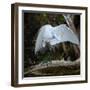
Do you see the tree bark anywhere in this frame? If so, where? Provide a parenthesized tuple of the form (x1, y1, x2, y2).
(63, 14, 80, 56)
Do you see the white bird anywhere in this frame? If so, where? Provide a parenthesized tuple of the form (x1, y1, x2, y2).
(35, 24, 79, 54)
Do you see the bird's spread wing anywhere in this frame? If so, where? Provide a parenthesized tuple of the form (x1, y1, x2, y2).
(35, 24, 79, 54)
(53, 24, 79, 45)
(35, 27, 45, 54)
(35, 25, 52, 54)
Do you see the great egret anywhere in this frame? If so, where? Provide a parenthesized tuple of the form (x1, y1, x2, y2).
(35, 24, 79, 54)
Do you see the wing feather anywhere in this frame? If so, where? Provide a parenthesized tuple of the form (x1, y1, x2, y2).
(35, 24, 79, 54)
(54, 24, 79, 45)
(35, 25, 52, 54)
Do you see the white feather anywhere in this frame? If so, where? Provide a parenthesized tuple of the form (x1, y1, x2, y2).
(35, 24, 79, 54)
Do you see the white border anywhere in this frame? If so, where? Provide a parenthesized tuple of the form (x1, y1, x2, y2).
(18, 6, 86, 84)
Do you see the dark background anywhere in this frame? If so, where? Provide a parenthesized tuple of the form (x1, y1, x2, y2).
(23, 11, 80, 76)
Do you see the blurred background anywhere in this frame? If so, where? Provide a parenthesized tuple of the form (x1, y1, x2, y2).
(23, 11, 80, 77)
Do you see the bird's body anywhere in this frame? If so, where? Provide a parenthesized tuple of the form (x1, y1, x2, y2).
(35, 24, 79, 54)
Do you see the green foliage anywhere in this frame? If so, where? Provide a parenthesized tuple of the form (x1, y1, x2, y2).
(34, 13, 65, 26)
(36, 45, 64, 64)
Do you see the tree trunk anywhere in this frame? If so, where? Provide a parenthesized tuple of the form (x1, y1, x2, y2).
(63, 14, 80, 56)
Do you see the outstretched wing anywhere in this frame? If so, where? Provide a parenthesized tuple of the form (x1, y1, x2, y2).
(53, 24, 79, 45)
(35, 25, 53, 54)
(35, 27, 44, 54)
(35, 24, 79, 54)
